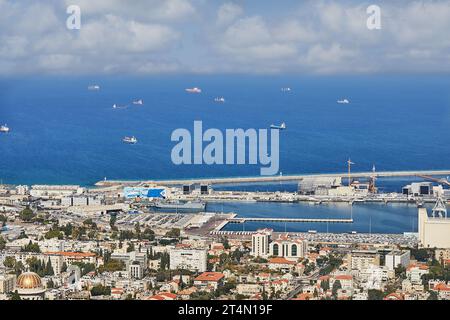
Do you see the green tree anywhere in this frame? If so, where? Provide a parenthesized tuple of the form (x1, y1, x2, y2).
(127, 242, 135, 253)
(165, 228, 180, 238)
(45, 258, 54, 276)
(321, 280, 330, 291)
(332, 280, 342, 297)
(21, 241, 41, 253)
(3, 256, 16, 268)
(19, 207, 35, 222)
(368, 289, 384, 300)
(90, 285, 111, 296)
(10, 290, 21, 300)
(0, 236, 6, 250)
(142, 227, 155, 241)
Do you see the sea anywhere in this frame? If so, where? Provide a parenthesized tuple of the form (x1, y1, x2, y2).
(1, 74, 449, 233)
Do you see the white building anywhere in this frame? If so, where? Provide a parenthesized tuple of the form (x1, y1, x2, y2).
(30, 185, 85, 198)
(406, 265, 429, 284)
(0, 274, 15, 294)
(385, 250, 410, 271)
(359, 265, 393, 290)
(169, 248, 207, 272)
(268, 235, 308, 261)
(348, 250, 380, 271)
(251, 229, 272, 258)
(418, 207, 450, 248)
(128, 262, 144, 279)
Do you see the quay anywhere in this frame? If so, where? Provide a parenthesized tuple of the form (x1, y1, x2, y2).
(227, 217, 354, 224)
(95, 169, 450, 187)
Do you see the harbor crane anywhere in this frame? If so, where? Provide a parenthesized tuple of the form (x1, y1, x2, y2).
(416, 175, 450, 187)
(432, 196, 448, 218)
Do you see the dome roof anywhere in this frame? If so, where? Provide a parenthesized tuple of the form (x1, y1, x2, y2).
(16, 272, 43, 289)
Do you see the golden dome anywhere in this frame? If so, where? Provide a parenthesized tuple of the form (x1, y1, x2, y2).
(16, 272, 43, 289)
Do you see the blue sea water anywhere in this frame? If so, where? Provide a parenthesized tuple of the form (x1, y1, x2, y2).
(207, 201, 423, 234)
(1, 74, 449, 186)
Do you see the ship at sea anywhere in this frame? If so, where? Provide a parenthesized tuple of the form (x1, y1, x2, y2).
(122, 136, 137, 144)
(337, 99, 350, 104)
(185, 87, 202, 94)
(87, 85, 100, 91)
(214, 97, 225, 103)
(0, 124, 10, 133)
(270, 122, 286, 130)
(132, 99, 144, 105)
(148, 201, 206, 213)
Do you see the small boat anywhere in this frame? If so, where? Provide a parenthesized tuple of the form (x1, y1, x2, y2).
(214, 97, 225, 103)
(270, 122, 286, 130)
(132, 99, 144, 105)
(337, 99, 350, 104)
(112, 104, 127, 109)
(185, 87, 202, 94)
(0, 124, 10, 133)
(88, 85, 100, 91)
(281, 87, 291, 92)
(123, 136, 137, 144)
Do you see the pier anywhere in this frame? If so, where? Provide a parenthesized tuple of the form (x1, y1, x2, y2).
(96, 169, 450, 187)
(227, 217, 354, 224)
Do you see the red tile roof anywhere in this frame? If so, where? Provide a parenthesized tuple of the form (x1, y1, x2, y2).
(194, 272, 225, 282)
(45, 251, 96, 258)
(335, 275, 352, 281)
(268, 257, 296, 265)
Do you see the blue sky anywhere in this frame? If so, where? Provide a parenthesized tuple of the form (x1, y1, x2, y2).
(0, 0, 449, 75)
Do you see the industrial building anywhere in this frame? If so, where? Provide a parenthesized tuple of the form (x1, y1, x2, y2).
(402, 182, 433, 196)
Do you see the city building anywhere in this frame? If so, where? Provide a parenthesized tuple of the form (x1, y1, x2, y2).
(418, 206, 450, 248)
(30, 185, 85, 198)
(406, 264, 429, 284)
(385, 250, 411, 271)
(194, 272, 224, 291)
(15, 272, 46, 300)
(251, 229, 272, 258)
(348, 250, 380, 271)
(169, 248, 207, 272)
(129, 261, 144, 279)
(269, 235, 308, 261)
(0, 274, 15, 294)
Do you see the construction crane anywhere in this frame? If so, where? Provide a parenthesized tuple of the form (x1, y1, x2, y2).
(369, 164, 378, 193)
(347, 158, 355, 187)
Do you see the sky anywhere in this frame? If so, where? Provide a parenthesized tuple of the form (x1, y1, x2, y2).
(0, 0, 449, 75)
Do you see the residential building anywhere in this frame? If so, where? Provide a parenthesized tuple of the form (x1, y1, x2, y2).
(169, 248, 207, 272)
(385, 250, 410, 271)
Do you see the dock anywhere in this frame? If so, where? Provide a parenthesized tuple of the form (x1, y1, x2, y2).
(95, 169, 450, 187)
(227, 217, 354, 224)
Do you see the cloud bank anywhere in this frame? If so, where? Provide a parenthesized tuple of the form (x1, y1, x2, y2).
(0, 0, 449, 75)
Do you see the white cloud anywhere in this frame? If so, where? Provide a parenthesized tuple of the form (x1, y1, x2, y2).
(217, 2, 244, 26)
(0, 0, 449, 75)
(63, 0, 196, 21)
